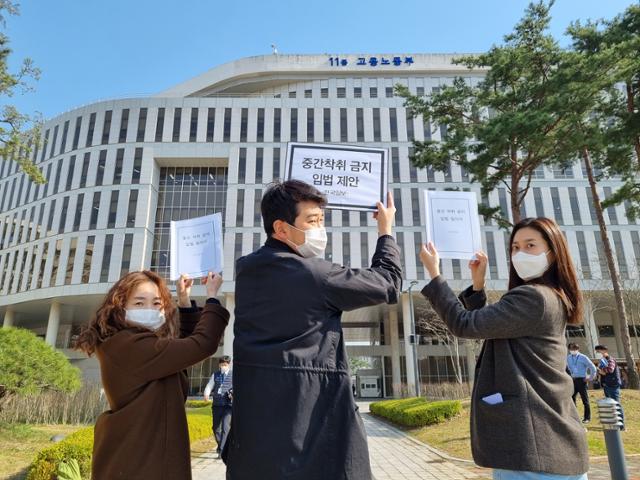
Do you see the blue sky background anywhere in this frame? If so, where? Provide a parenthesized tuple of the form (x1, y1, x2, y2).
(4, 0, 636, 120)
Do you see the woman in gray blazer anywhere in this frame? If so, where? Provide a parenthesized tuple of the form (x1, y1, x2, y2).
(419, 217, 589, 480)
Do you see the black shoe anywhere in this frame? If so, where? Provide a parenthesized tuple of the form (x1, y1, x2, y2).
(582, 419, 590, 424)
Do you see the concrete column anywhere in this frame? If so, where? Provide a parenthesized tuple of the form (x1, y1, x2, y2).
(387, 305, 402, 397)
(465, 341, 477, 385)
(2, 308, 15, 328)
(223, 293, 235, 357)
(45, 301, 61, 347)
(401, 293, 416, 397)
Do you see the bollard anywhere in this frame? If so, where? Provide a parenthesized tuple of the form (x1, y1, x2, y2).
(596, 397, 628, 480)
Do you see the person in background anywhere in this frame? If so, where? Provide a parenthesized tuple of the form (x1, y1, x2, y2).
(595, 344, 625, 430)
(566, 343, 596, 424)
(419, 217, 589, 480)
(75, 271, 228, 480)
(204, 355, 233, 458)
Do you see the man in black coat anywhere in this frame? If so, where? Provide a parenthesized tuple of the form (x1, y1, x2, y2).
(225, 180, 402, 480)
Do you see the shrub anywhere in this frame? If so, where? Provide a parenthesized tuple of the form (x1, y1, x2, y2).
(185, 399, 212, 409)
(0, 328, 81, 406)
(0, 384, 107, 424)
(26, 408, 213, 480)
(370, 397, 461, 427)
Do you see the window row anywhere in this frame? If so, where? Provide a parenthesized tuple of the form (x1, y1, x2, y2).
(0, 147, 144, 210)
(0, 232, 136, 295)
(0, 188, 139, 248)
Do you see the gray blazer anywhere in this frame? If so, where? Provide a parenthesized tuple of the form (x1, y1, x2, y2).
(422, 276, 589, 475)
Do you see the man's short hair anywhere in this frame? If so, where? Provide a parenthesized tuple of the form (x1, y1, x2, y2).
(567, 343, 579, 350)
(261, 180, 327, 236)
(594, 345, 608, 352)
(219, 355, 231, 364)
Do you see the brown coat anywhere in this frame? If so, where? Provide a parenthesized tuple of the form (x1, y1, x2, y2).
(92, 303, 229, 480)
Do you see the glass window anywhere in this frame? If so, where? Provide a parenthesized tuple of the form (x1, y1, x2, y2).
(337, 87, 346, 98)
(594, 233, 610, 279)
(411, 189, 420, 224)
(406, 109, 414, 141)
(60, 120, 69, 154)
(90, 192, 101, 229)
(113, 149, 124, 185)
(172, 107, 182, 142)
(391, 147, 400, 183)
(238, 148, 246, 183)
(257, 108, 265, 142)
(100, 234, 114, 282)
(321, 88, 328, 98)
(86, 113, 96, 147)
(223, 108, 232, 142)
(340, 108, 347, 142)
(50, 125, 58, 159)
(550, 187, 563, 225)
(254, 188, 262, 225)
(417, 87, 425, 96)
(354, 87, 362, 98)
(53, 159, 63, 194)
(603, 187, 618, 225)
(41, 129, 49, 162)
(342, 233, 350, 267)
(385, 87, 393, 98)
(290, 109, 298, 142)
(370, 87, 378, 98)
(236, 189, 245, 226)
(356, 108, 364, 142)
(288, 91, 296, 98)
(323, 108, 331, 142)
(189, 108, 198, 142)
(273, 108, 281, 142)
(273, 147, 281, 181)
(136, 108, 147, 142)
(79, 152, 90, 188)
(575, 231, 591, 279)
(65, 155, 76, 191)
(121, 233, 134, 277)
(373, 108, 381, 141)
(108, 191, 119, 228)
(206, 108, 215, 142)
(568, 187, 582, 225)
(82, 235, 95, 283)
(307, 109, 315, 143)
(65, 238, 77, 285)
(304, 89, 312, 98)
(119, 108, 129, 143)
(240, 108, 248, 142)
(630, 231, 640, 274)
(95, 150, 107, 186)
(72, 116, 82, 150)
(613, 231, 628, 279)
(127, 189, 138, 227)
(73, 193, 84, 232)
(101, 110, 112, 145)
(132, 147, 142, 184)
(394, 189, 403, 225)
(584, 188, 598, 223)
(58, 196, 69, 233)
(389, 108, 398, 142)
(50, 239, 63, 286)
(255, 148, 263, 184)
(155, 107, 165, 142)
(486, 232, 498, 278)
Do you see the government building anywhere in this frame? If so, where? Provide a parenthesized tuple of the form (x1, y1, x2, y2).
(1, 54, 639, 397)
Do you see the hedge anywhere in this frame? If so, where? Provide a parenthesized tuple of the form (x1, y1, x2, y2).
(26, 407, 214, 480)
(370, 397, 461, 428)
(185, 399, 212, 409)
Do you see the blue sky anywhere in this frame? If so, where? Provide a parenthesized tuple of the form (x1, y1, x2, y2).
(5, 0, 635, 120)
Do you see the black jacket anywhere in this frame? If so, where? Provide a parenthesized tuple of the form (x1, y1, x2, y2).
(225, 235, 402, 480)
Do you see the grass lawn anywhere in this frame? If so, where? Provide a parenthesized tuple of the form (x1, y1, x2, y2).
(0, 422, 81, 480)
(409, 390, 640, 461)
(0, 406, 216, 480)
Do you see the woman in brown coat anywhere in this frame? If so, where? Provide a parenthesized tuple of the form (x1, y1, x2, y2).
(75, 270, 229, 480)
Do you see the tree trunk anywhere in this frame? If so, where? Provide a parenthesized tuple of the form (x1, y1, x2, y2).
(510, 148, 522, 224)
(626, 82, 640, 167)
(582, 146, 640, 389)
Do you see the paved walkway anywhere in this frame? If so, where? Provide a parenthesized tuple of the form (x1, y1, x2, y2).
(192, 403, 640, 480)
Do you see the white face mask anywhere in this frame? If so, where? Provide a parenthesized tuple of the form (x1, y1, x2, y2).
(569, 350, 578, 356)
(286, 224, 327, 258)
(125, 309, 166, 331)
(595, 352, 604, 360)
(220, 365, 230, 374)
(511, 251, 550, 281)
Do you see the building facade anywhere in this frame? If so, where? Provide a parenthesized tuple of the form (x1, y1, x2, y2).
(1, 54, 639, 396)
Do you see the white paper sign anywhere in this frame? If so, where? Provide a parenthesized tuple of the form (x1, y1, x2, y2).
(170, 213, 224, 281)
(285, 142, 388, 211)
(423, 190, 482, 260)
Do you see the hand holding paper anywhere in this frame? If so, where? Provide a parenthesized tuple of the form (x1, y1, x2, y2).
(203, 272, 223, 299)
(420, 242, 441, 279)
(176, 274, 194, 308)
(469, 251, 488, 291)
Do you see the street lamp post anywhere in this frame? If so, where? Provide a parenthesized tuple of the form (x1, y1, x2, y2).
(407, 280, 420, 397)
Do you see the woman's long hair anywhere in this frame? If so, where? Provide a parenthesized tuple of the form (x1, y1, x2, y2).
(508, 217, 583, 325)
(75, 270, 178, 355)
